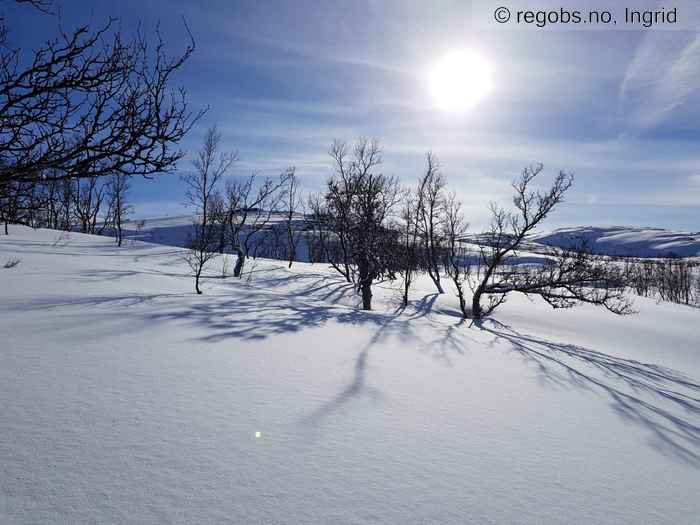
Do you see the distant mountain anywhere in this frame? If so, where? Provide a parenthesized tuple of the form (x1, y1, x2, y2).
(123, 214, 196, 247)
(534, 226, 700, 258)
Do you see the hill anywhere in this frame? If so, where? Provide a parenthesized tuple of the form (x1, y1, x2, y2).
(534, 226, 700, 258)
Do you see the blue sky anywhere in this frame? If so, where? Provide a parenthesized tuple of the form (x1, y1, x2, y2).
(7, 0, 700, 230)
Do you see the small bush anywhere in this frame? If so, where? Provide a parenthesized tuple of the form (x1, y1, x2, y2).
(623, 257, 700, 307)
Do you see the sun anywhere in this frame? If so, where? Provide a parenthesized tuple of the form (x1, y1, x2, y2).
(429, 50, 492, 113)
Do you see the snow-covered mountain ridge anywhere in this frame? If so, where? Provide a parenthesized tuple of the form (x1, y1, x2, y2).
(534, 226, 700, 258)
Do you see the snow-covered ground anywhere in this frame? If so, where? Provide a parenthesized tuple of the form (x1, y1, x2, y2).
(1, 225, 699, 524)
(534, 226, 700, 258)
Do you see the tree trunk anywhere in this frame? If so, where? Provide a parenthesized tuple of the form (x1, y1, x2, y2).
(456, 284, 467, 318)
(115, 210, 123, 247)
(361, 280, 373, 310)
(4, 221, 8, 235)
(287, 228, 295, 268)
(471, 286, 483, 319)
(233, 249, 245, 277)
(195, 268, 202, 294)
(427, 266, 444, 294)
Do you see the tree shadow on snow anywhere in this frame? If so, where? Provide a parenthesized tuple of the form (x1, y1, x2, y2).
(139, 284, 450, 424)
(141, 282, 413, 346)
(18, 256, 696, 466)
(474, 318, 700, 468)
(301, 313, 398, 426)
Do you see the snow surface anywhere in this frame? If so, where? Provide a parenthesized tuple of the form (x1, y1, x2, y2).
(535, 226, 700, 258)
(1, 225, 699, 524)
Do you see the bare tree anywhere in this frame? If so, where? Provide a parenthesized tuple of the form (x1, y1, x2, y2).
(0, 1, 204, 189)
(106, 174, 131, 247)
(182, 125, 237, 236)
(324, 138, 401, 310)
(57, 179, 76, 231)
(1, 175, 57, 232)
(222, 171, 290, 277)
(184, 221, 218, 294)
(417, 153, 446, 294)
(283, 168, 304, 268)
(305, 193, 330, 264)
(469, 165, 632, 319)
(322, 139, 363, 283)
(19, 181, 45, 228)
(44, 178, 61, 229)
(624, 257, 699, 307)
(210, 189, 228, 254)
(443, 191, 470, 317)
(0, 192, 14, 234)
(397, 189, 421, 307)
(73, 178, 105, 234)
(0, 180, 28, 234)
(182, 126, 235, 292)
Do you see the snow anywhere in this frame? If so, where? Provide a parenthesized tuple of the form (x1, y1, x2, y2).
(1, 225, 699, 524)
(535, 226, 700, 258)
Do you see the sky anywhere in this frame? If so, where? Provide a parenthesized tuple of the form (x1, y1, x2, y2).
(6, 0, 700, 231)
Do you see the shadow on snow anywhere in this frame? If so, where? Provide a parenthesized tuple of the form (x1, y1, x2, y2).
(475, 318, 700, 467)
(7, 265, 699, 467)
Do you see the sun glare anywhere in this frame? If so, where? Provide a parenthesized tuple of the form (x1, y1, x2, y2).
(430, 50, 492, 113)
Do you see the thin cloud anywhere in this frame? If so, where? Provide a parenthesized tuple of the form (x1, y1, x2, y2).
(619, 31, 700, 130)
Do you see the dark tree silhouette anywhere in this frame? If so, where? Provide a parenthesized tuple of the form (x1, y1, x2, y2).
(324, 138, 400, 310)
(221, 171, 290, 278)
(417, 153, 446, 294)
(283, 168, 303, 268)
(397, 189, 421, 307)
(469, 165, 633, 318)
(73, 178, 106, 234)
(443, 191, 470, 317)
(106, 174, 131, 247)
(183, 125, 237, 237)
(182, 125, 234, 293)
(0, 1, 203, 190)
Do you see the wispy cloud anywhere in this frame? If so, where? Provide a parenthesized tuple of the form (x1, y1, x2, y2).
(619, 31, 700, 130)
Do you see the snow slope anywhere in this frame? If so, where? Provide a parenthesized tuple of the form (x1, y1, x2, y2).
(1, 226, 699, 524)
(534, 226, 700, 258)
